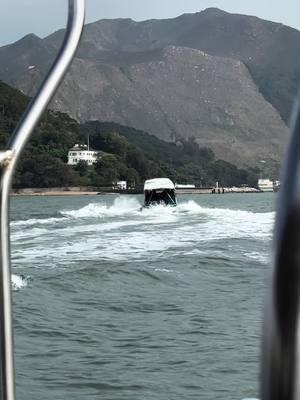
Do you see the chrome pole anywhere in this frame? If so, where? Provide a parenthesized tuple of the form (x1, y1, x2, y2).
(0, 1, 85, 399)
(261, 97, 300, 400)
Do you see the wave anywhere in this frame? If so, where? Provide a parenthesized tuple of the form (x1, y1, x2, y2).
(60, 198, 207, 220)
(10, 198, 275, 265)
(244, 251, 270, 264)
(61, 197, 141, 218)
(11, 274, 29, 290)
(11, 216, 66, 228)
(60, 198, 274, 220)
(12, 198, 274, 228)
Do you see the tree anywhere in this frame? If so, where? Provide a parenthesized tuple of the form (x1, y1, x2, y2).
(123, 168, 140, 188)
(74, 160, 88, 177)
(94, 155, 120, 185)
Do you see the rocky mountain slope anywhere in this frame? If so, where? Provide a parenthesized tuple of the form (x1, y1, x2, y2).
(0, 8, 296, 165)
(0, 79, 259, 188)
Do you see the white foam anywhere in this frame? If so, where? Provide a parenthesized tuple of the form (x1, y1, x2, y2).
(154, 268, 173, 273)
(176, 203, 275, 240)
(61, 197, 141, 218)
(176, 200, 203, 213)
(11, 198, 275, 265)
(11, 216, 65, 228)
(11, 274, 29, 290)
(244, 251, 270, 264)
(60, 199, 203, 220)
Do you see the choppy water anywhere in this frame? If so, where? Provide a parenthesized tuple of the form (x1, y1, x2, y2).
(11, 193, 275, 400)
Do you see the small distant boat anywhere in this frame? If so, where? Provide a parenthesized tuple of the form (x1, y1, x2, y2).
(258, 179, 274, 192)
(258, 178, 280, 192)
(143, 178, 177, 207)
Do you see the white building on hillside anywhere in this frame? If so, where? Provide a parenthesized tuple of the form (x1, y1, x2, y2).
(114, 181, 127, 190)
(67, 144, 99, 166)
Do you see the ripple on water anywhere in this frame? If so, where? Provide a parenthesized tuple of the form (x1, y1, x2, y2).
(12, 194, 274, 400)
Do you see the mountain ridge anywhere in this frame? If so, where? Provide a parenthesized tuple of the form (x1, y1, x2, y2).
(0, 8, 295, 166)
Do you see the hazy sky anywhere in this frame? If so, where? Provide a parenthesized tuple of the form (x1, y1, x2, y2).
(1, 0, 300, 46)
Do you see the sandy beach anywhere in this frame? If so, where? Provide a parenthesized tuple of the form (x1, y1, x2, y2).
(11, 187, 103, 196)
(11, 191, 100, 196)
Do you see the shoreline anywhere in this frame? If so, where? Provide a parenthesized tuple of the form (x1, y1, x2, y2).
(10, 186, 265, 196)
(11, 191, 100, 196)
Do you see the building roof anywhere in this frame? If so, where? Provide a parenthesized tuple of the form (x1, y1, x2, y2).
(144, 178, 175, 191)
(68, 147, 97, 152)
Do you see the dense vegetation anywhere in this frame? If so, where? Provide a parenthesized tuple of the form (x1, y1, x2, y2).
(82, 121, 260, 187)
(0, 80, 260, 189)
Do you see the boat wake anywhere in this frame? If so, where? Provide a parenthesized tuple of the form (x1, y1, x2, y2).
(11, 216, 66, 228)
(11, 198, 275, 228)
(11, 198, 275, 238)
(59, 198, 274, 232)
(61, 197, 141, 218)
(10, 197, 274, 267)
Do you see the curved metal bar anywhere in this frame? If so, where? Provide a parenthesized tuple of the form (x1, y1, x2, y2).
(8, 0, 85, 162)
(0, 1, 85, 399)
(261, 97, 300, 400)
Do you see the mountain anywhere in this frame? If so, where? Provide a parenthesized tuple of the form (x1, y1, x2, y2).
(0, 8, 295, 165)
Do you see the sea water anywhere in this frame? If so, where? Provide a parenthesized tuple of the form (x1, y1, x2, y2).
(11, 193, 275, 400)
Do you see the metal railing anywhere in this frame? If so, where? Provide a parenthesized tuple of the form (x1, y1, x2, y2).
(261, 97, 300, 399)
(0, 1, 85, 399)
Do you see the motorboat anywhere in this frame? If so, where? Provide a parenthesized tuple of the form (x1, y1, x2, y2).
(143, 178, 177, 207)
(257, 178, 274, 192)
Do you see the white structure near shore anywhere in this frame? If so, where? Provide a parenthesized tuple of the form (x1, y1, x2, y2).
(257, 179, 275, 192)
(175, 184, 195, 189)
(113, 181, 127, 190)
(67, 144, 98, 166)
